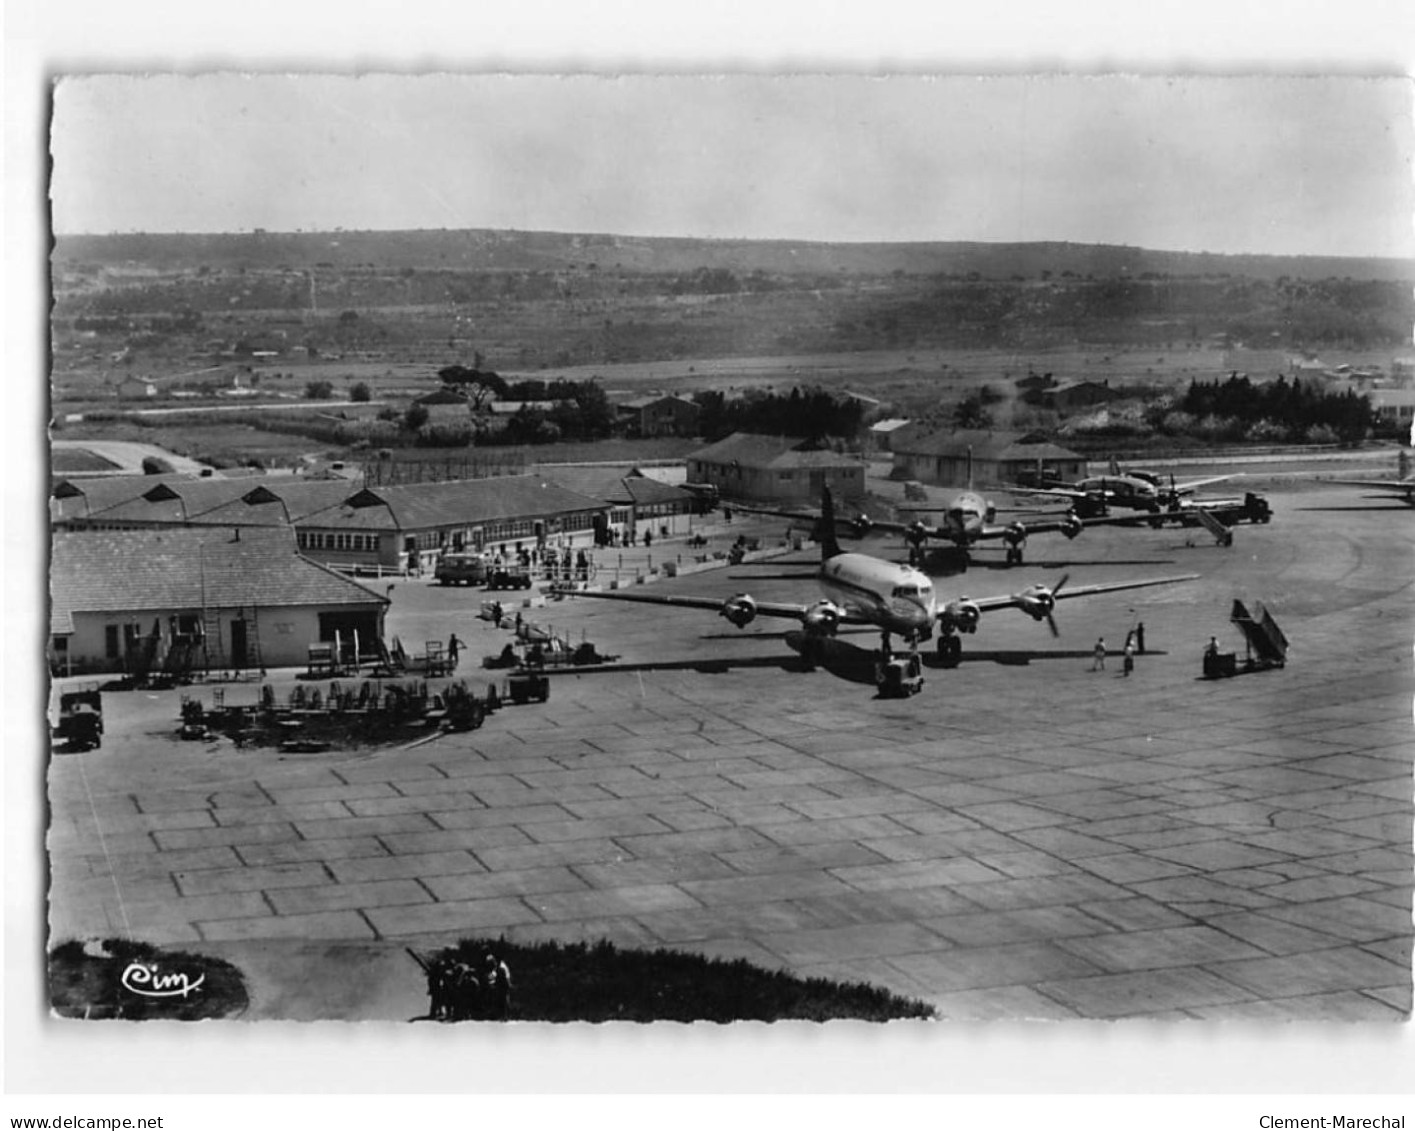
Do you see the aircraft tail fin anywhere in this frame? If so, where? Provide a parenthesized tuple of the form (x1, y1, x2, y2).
(820, 487, 844, 561)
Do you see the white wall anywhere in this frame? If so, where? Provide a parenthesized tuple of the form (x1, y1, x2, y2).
(61, 603, 385, 672)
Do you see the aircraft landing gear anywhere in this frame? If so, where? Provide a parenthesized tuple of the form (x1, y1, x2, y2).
(800, 636, 823, 670)
(937, 634, 962, 668)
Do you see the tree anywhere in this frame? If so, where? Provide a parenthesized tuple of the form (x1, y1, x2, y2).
(305, 380, 334, 400)
(350, 382, 372, 403)
(952, 393, 992, 430)
(438, 364, 507, 409)
(403, 403, 429, 432)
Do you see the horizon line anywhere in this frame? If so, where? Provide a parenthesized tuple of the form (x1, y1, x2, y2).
(48, 227, 1415, 263)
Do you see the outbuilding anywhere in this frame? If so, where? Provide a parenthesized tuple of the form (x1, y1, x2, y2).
(891, 429, 1085, 488)
(685, 433, 866, 503)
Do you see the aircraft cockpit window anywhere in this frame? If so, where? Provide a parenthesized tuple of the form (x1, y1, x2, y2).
(893, 585, 920, 598)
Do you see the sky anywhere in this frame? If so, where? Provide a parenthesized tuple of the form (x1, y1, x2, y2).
(50, 72, 1415, 258)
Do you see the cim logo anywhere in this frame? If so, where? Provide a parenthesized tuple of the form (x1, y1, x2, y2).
(120, 961, 205, 999)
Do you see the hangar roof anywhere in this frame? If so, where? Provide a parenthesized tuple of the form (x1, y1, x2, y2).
(297, 475, 608, 532)
(688, 432, 863, 470)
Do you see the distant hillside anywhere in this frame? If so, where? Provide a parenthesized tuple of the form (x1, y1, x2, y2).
(52, 229, 1415, 283)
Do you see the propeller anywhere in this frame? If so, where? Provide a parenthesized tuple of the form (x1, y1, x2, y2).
(1039, 572, 1069, 637)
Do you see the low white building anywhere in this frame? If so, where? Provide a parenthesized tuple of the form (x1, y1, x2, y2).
(49, 526, 389, 675)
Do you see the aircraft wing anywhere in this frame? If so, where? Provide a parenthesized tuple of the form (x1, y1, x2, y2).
(1004, 485, 1090, 503)
(1172, 475, 1236, 494)
(965, 574, 1198, 614)
(568, 587, 875, 626)
(1329, 478, 1415, 492)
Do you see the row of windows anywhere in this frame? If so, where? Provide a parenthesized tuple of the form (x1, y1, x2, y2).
(298, 513, 602, 553)
(298, 532, 381, 552)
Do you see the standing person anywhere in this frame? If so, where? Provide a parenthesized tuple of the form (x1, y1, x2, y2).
(1092, 637, 1107, 671)
(644, 528, 653, 549)
(447, 633, 462, 667)
(482, 952, 513, 1020)
(1123, 638, 1135, 677)
(1136, 622, 1146, 654)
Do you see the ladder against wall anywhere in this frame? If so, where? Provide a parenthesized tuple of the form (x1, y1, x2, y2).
(200, 605, 265, 678)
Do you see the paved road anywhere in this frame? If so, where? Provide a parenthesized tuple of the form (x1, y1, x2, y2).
(47, 484, 1412, 1020)
(51, 439, 215, 476)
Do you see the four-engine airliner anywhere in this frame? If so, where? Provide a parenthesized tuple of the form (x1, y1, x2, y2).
(571, 489, 1195, 669)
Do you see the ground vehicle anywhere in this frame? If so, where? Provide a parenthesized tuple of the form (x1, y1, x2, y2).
(875, 652, 924, 698)
(435, 552, 489, 586)
(507, 670, 550, 704)
(1145, 491, 1273, 528)
(486, 566, 534, 590)
(54, 689, 103, 751)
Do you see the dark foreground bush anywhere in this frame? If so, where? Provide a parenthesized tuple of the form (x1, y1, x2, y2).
(48, 938, 249, 1021)
(416, 937, 935, 1023)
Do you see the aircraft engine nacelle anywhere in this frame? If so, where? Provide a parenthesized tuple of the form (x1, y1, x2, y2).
(802, 600, 844, 637)
(719, 594, 758, 628)
(1015, 585, 1057, 622)
(850, 514, 873, 538)
(1060, 512, 1083, 540)
(1003, 521, 1028, 548)
(940, 599, 981, 634)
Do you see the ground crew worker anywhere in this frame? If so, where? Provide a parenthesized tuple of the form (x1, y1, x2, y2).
(447, 633, 462, 666)
(1136, 622, 1146, 654)
(1092, 637, 1106, 671)
(482, 952, 513, 1020)
(1123, 639, 1135, 677)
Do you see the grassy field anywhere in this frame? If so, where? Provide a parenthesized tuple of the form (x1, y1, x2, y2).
(50, 334, 1373, 472)
(50, 447, 122, 473)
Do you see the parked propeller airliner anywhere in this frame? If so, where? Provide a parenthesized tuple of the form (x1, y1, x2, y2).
(1011, 469, 1236, 517)
(749, 485, 1137, 569)
(571, 489, 1195, 670)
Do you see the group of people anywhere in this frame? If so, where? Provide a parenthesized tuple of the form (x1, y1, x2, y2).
(1092, 623, 1146, 676)
(423, 951, 513, 1022)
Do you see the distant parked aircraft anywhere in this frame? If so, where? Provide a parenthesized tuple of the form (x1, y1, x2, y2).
(572, 488, 1195, 671)
(1326, 473, 1415, 505)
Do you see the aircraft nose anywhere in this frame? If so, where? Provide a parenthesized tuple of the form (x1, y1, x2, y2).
(888, 597, 931, 628)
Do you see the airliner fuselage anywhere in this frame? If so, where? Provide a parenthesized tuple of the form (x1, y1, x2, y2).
(818, 551, 936, 640)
